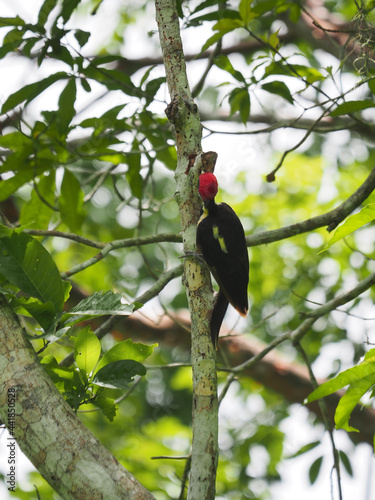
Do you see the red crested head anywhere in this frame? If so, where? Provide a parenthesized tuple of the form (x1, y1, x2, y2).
(198, 172, 218, 202)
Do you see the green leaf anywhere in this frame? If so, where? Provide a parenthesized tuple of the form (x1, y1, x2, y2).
(74, 327, 101, 376)
(82, 66, 140, 97)
(307, 360, 375, 402)
(93, 395, 117, 422)
(2, 72, 68, 113)
(189, 9, 241, 26)
(368, 78, 375, 95)
(309, 456, 323, 484)
(262, 81, 294, 104)
(201, 18, 242, 52)
(19, 172, 56, 229)
(126, 139, 143, 199)
(320, 203, 375, 252)
(215, 54, 246, 83)
(57, 78, 76, 135)
(228, 87, 250, 124)
(92, 360, 146, 389)
(95, 339, 157, 373)
(335, 372, 375, 432)
(38, 0, 58, 26)
(8, 296, 56, 330)
(59, 169, 85, 232)
(330, 100, 375, 117)
(287, 440, 321, 459)
(0, 228, 64, 313)
(61, 0, 80, 23)
(293, 65, 325, 83)
(0, 17, 25, 27)
(74, 29, 90, 48)
(63, 291, 137, 325)
(145, 77, 166, 105)
(339, 450, 353, 477)
(80, 78, 91, 92)
(239, 0, 254, 25)
(0, 170, 35, 202)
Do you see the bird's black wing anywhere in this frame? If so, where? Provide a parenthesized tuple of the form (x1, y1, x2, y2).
(197, 202, 249, 315)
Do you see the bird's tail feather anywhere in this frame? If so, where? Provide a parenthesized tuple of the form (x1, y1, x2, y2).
(210, 289, 229, 349)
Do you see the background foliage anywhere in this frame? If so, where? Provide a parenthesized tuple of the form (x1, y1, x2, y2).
(1, 0, 375, 498)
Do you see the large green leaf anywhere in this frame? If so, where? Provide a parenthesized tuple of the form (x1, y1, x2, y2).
(92, 359, 146, 389)
(59, 169, 85, 232)
(307, 349, 375, 432)
(95, 339, 157, 373)
(320, 203, 375, 252)
(334, 374, 375, 432)
(62, 291, 138, 325)
(0, 227, 64, 313)
(1, 72, 68, 113)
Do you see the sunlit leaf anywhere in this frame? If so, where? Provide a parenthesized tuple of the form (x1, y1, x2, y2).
(93, 395, 117, 422)
(334, 373, 375, 432)
(74, 326, 101, 376)
(8, 296, 56, 330)
(95, 339, 157, 373)
(307, 359, 375, 402)
(320, 203, 375, 252)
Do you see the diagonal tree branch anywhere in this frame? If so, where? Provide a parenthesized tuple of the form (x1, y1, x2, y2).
(247, 163, 375, 246)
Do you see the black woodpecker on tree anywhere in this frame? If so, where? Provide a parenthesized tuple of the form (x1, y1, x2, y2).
(196, 172, 249, 348)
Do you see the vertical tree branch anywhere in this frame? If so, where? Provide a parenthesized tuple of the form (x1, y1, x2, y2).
(155, 1, 218, 498)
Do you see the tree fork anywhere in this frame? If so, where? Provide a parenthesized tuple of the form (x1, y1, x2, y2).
(155, 0, 218, 498)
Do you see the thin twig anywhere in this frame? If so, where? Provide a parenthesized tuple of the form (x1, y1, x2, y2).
(61, 233, 182, 278)
(178, 455, 192, 500)
(58, 264, 184, 367)
(295, 342, 343, 500)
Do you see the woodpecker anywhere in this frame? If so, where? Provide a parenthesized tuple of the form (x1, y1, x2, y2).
(196, 172, 249, 348)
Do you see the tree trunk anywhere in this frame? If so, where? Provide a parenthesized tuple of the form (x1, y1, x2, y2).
(155, 0, 219, 498)
(0, 296, 154, 500)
